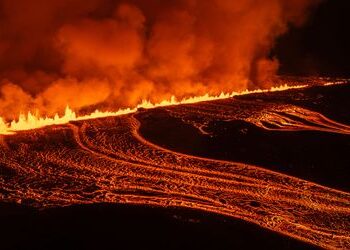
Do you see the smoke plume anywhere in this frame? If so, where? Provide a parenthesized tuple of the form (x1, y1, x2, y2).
(0, 0, 319, 118)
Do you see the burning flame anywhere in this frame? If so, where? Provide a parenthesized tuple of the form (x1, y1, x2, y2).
(0, 84, 311, 135)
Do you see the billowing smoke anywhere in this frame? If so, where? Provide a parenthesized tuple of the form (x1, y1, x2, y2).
(0, 0, 319, 118)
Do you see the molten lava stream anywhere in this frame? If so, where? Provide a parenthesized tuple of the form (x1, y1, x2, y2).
(0, 83, 350, 249)
(0, 108, 350, 249)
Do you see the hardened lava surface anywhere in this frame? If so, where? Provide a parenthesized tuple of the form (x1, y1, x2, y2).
(1, 81, 350, 249)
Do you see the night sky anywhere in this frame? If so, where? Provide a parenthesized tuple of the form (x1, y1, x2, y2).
(276, 0, 350, 77)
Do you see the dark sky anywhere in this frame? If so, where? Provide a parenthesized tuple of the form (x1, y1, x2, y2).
(276, 0, 350, 77)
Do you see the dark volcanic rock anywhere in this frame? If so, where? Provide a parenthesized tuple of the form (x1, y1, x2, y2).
(0, 203, 317, 250)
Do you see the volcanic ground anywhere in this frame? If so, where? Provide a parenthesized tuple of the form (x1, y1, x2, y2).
(0, 78, 350, 249)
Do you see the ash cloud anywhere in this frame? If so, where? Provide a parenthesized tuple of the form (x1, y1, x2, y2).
(0, 0, 319, 118)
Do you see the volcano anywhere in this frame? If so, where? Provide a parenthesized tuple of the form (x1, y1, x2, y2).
(0, 78, 349, 249)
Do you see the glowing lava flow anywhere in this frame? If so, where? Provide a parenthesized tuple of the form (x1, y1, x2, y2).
(0, 81, 349, 249)
(0, 84, 307, 135)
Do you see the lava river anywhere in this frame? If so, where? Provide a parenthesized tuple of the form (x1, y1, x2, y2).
(0, 82, 350, 249)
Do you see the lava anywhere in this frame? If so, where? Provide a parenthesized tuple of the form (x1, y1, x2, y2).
(0, 82, 349, 249)
(0, 84, 308, 135)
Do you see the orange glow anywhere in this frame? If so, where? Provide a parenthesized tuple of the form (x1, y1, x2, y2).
(0, 0, 320, 121)
(0, 84, 308, 135)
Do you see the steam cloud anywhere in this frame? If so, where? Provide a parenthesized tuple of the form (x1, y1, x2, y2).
(0, 0, 319, 118)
